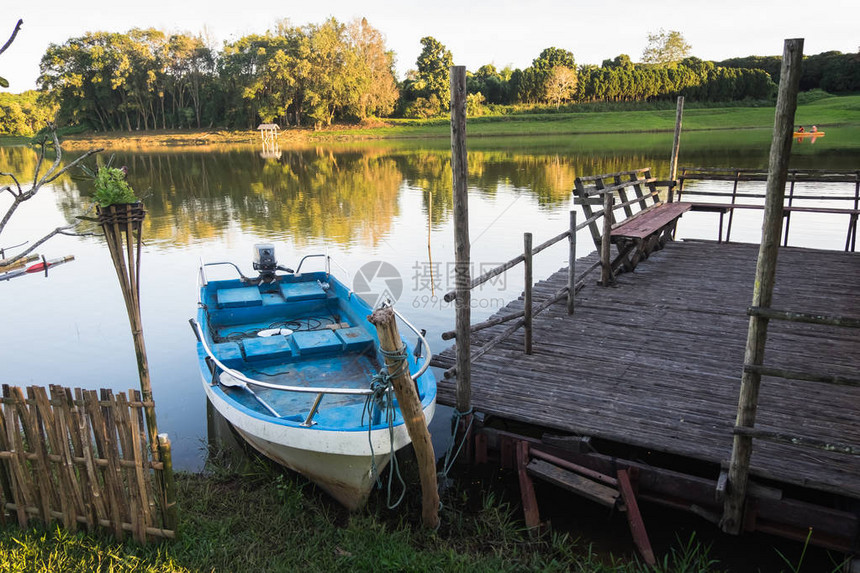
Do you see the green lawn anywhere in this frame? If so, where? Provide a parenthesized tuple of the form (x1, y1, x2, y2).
(313, 95, 860, 140)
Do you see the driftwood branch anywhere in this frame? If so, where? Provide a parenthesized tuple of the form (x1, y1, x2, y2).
(0, 19, 22, 57)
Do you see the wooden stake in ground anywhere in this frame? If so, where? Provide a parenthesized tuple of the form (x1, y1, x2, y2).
(450, 65, 471, 415)
(368, 306, 439, 529)
(722, 38, 804, 535)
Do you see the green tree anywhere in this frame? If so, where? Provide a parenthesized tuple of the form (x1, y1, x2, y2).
(602, 54, 633, 70)
(412, 36, 453, 114)
(0, 91, 56, 135)
(348, 18, 398, 118)
(303, 18, 366, 127)
(642, 29, 691, 66)
(467, 64, 510, 104)
(512, 47, 576, 104)
(532, 47, 575, 73)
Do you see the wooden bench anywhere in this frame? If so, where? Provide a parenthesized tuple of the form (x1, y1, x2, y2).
(611, 201, 691, 270)
(574, 168, 690, 284)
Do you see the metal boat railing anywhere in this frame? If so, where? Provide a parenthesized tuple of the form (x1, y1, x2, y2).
(193, 254, 432, 424)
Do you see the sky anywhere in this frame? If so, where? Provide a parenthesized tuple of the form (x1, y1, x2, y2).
(2, 0, 858, 92)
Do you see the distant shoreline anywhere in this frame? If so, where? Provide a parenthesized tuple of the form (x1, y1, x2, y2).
(8, 94, 858, 150)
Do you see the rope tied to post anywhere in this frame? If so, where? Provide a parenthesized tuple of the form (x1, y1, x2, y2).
(362, 345, 409, 509)
(438, 406, 474, 488)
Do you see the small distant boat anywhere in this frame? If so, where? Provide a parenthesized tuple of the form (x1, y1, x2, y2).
(793, 131, 825, 137)
(191, 245, 436, 509)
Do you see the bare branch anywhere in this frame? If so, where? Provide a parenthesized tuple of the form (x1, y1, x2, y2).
(33, 130, 64, 192)
(1, 125, 103, 266)
(5, 221, 81, 265)
(0, 172, 22, 196)
(0, 19, 22, 57)
(32, 135, 47, 187)
(39, 147, 103, 187)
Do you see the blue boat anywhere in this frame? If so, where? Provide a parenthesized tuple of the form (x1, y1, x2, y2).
(191, 246, 436, 509)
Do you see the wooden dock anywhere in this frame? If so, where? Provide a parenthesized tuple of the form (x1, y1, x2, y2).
(432, 240, 860, 500)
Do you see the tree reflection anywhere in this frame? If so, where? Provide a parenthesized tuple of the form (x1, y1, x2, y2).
(9, 131, 846, 249)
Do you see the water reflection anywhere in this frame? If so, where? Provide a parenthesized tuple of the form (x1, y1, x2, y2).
(3, 129, 859, 253)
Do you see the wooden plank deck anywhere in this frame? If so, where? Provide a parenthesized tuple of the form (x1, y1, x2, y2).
(433, 240, 860, 499)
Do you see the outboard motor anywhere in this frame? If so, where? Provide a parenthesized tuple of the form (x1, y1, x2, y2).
(252, 243, 293, 282)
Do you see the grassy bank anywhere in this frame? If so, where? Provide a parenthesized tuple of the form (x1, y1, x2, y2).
(0, 454, 726, 573)
(3, 451, 845, 572)
(49, 95, 860, 150)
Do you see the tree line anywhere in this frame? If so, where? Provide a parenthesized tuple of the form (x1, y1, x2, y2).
(716, 51, 860, 93)
(1, 19, 857, 135)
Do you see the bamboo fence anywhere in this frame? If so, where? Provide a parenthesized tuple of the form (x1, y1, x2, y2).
(0, 384, 175, 543)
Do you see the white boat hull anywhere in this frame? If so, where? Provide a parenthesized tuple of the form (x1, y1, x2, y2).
(204, 378, 437, 509)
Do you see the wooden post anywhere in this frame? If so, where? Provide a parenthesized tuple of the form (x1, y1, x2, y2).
(523, 233, 533, 354)
(368, 306, 439, 529)
(722, 38, 804, 536)
(516, 441, 540, 529)
(450, 65, 471, 413)
(600, 191, 614, 286)
(567, 210, 576, 314)
(668, 96, 685, 201)
(157, 433, 178, 531)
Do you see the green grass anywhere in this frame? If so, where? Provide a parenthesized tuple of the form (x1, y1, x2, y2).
(0, 454, 726, 572)
(313, 95, 860, 141)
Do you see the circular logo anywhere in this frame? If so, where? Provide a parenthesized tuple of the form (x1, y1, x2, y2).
(353, 261, 403, 307)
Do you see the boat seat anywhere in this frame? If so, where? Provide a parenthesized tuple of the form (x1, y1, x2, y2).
(216, 286, 263, 308)
(335, 327, 375, 352)
(280, 281, 327, 302)
(243, 336, 293, 361)
(291, 330, 343, 356)
(212, 341, 243, 366)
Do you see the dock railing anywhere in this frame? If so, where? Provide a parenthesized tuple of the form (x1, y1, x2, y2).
(439, 210, 603, 377)
(676, 167, 860, 250)
(439, 168, 680, 377)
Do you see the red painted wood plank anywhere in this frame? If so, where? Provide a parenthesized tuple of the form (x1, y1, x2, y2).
(617, 468, 656, 566)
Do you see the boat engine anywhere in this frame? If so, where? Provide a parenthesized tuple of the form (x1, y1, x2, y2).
(253, 243, 293, 282)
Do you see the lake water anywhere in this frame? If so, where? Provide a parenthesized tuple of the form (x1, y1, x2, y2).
(1, 128, 858, 470)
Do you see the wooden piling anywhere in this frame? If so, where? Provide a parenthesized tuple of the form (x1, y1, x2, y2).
(600, 191, 614, 286)
(450, 65, 471, 413)
(524, 233, 533, 354)
(157, 434, 178, 531)
(668, 96, 685, 197)
(567, 211, 576, 314)
(368, 306, 439, 529)
(722, 38, 804, 536)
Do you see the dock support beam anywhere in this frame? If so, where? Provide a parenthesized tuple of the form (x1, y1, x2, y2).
(722, 38, 804, 535)
(668, 96, 684, 200)
(567, 211, 576, 314)
(523, 233, 533, 354)
(450, 65, 472, 414)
